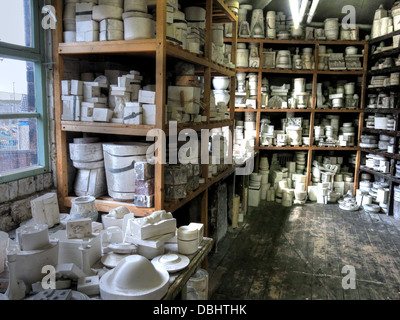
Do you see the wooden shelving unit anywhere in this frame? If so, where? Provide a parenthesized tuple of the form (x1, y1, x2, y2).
(225, 37, 369, 193)
(358, 30, 400, 216)
(52, 0, 238, 235)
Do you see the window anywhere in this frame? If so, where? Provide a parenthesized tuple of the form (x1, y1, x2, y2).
(0, 0, 49, 183)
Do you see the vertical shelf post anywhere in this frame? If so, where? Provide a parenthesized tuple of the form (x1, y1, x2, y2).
(155, 0, 167, 211)
(52, 0, 68, 212)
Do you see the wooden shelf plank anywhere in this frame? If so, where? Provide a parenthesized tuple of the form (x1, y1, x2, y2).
(224, 38, 367, 46)
(58, 39, 158, 55)
(62, 120, 234, 136)
(364, 108, 400, 114)
(166, 42, 236, 77)
(258, 146, 310, 151)
(315, 108, 363, 113)
(311, 146, 359, 151)
(359, 167, 400, 184)
(259, 108, 313, 113)
(258, 146, 359, 151)
(232, 108, 313, 113)
(366, 84, 400, 92)
(61, 121, 156, 136)
(369, 29, 400, 45)
(237, 67, 314, 74)
(64, 197, 155, 217)
(368, 66, 400, 76)
(163, 238, 214, 300)
(229, 108, 258, 112)
(370, 47, 400, 60)
(208, 166, 236, 186)
(179, 0, 237, 23)
(164, 120, 234, 135)
(258, 39, 315, 45)
(164, 186, 208, 213)
(261, 68, 314, 74)
(236, 68, 260, 73)
(225, 38, 262, 43)
(363, 127, 398, 136)
(317, 40, 367, 46)
(212, 0, 238, 23)
(317, 70, 364, 75)
(360, 148, 400, 161)
(58, 39, 236, 76)
(164, 167, 235, 213)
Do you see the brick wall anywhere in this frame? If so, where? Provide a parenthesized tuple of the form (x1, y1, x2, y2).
(0, 173, 56, 232)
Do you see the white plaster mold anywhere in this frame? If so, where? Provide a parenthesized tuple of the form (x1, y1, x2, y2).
(151, 253, 190, 273)
(128, 210, 176, 240)
(30, 193, 60, 228)
(99, 255, 170, 300)
(77, 275, 100, 296)
(51, 230, 101, 270)
(67, 219, 93, 239)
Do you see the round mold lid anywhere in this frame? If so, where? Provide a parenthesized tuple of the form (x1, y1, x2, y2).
(152, 253, 190, 273)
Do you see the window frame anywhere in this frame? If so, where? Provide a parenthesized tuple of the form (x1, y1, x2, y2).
(0, 0, 50, 183)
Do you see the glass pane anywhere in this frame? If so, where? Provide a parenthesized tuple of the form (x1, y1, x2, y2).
(0, 0, 33, 47)
(0, 118, 38, 174)
(0, 58, 36, 113)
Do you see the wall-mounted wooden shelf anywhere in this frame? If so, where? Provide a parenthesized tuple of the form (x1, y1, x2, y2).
(230, 38, 369, 194)
(365, 108, 400, 113)
(369, 29, 400, 45)
(259, 108, 313, 113)
(164, 166, 235, 213)
(230, 108, 363, 113)
(368, 66, 400, 76)
(363, 128, 398, 136)
(360, 148, 400, 161)
(225, 38, 367, 46)
(367, 85, 400, 92)
(261, 69, 314, 74)
(315, 109, 364, 113)
(64, 196, 155, 217)
(358, 35, 400, 217)
(317, 70, 364, 75)
(360, 167, 400, 184)
(61, 121, 156, 137)
(370, 47, 400, 60)
(52, 0, 238, 237)
(257, 146, 359, 151)
(58, 40, 236, 77)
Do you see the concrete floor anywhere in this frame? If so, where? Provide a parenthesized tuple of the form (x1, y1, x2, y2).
(207, 201, 400, 300)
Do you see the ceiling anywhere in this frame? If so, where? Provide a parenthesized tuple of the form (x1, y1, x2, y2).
(239, 0, 396, 25)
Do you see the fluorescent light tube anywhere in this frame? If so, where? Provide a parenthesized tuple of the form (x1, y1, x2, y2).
(299, 0, 309, 23)
(289, 0, 301, 29)
(307, 0, 320, 24)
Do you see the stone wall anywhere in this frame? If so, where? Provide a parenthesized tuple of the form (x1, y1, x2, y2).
(0, 173, 56, 232)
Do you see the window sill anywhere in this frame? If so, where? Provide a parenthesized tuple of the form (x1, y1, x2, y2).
(0, 166, 49, 184)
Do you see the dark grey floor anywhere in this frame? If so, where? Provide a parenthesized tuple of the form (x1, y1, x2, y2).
(207, 201, 400, 300)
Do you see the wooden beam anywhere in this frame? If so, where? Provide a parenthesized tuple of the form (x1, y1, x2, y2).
(52, 0, 68, 212)
(155, 0, 167, 211)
